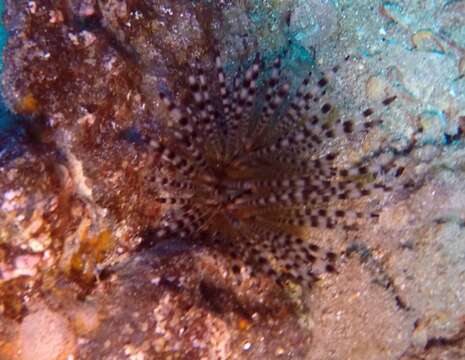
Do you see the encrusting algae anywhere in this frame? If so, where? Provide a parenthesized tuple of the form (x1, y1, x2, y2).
(140, 49, 416, 288)
(2, 1, 465, 358)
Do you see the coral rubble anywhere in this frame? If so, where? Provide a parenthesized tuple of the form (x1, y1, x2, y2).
(1, 1, 465, 359)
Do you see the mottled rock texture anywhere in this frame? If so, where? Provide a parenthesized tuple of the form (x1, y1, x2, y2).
(1, 0, 465, 359)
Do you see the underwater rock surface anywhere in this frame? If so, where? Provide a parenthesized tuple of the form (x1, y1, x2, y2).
(1, 0, 465, 359)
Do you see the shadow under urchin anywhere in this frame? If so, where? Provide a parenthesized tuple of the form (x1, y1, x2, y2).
(137, 45, 411, 289)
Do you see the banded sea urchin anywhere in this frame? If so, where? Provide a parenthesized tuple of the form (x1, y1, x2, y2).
(143, 50, 409, 288)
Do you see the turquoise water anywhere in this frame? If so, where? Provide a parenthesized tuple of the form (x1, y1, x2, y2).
(0, 0, 5, 74)
(0, 1, 5, 72)
(0, 0, 13, 130)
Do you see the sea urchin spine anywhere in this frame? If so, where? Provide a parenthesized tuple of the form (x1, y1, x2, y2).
(143, 51, 406, 288)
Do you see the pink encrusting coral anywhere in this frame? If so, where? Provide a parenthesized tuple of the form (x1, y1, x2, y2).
(143, 51, 410, 288)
